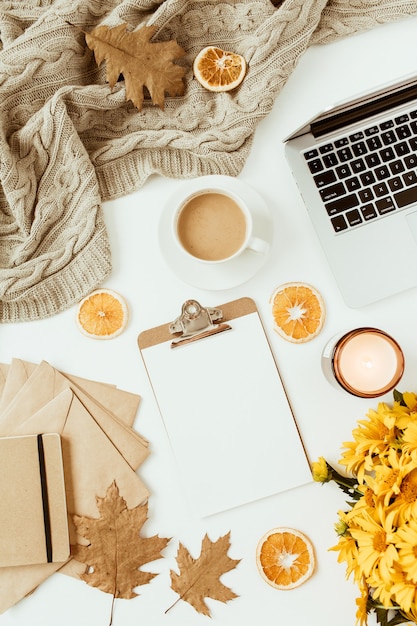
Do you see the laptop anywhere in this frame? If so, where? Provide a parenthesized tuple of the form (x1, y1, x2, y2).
(285, 72, 417, 308)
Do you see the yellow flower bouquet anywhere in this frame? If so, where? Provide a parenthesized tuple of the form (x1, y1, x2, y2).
(313, 390, 417, 626)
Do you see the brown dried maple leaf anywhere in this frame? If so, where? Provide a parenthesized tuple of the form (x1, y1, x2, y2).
(72, 481, 170, 599)
(84, 23, 186, 110)
(168, 532, 240, 617)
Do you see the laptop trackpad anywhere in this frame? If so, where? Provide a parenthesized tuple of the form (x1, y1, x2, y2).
(406, 211, 417, 243)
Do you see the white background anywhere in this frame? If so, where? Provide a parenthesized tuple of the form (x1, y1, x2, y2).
(2, 13, 417, 626)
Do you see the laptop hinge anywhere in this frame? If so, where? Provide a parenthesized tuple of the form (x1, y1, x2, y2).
(311, 81, 417, 138)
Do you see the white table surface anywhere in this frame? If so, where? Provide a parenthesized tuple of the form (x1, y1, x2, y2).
(2, 14, 417, 626)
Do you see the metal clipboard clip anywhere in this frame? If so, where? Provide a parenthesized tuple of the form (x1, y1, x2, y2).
(169, 299, 232, 348)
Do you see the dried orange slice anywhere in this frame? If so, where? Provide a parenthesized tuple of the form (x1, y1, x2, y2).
(256, 527, 315, 590)
(76, 289, 128, 339)
(270, 282, 325, 343)
(193, 46, 246, 92)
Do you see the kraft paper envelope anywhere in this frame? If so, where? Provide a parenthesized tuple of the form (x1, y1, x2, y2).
(0, 358, 142, 431)
(64, 374, 149, 454)
(0, 388, 150, 614)
(0, 359, 36, 413)
(0, 562, 64, 615)
(0, 360, 149, 470)
(64, 372, 140, 428)
(0, 363, 9, 401)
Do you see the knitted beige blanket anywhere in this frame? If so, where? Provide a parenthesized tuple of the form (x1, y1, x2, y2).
(1, 0, 416, 322)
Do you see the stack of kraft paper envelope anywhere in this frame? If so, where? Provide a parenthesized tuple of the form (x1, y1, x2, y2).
(0, 358, 150, 614)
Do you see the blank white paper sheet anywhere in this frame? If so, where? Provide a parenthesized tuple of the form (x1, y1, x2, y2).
(139, 298, 311, 518)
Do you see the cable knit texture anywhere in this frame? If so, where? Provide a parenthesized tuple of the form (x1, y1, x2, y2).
(0, 0, 416, 322)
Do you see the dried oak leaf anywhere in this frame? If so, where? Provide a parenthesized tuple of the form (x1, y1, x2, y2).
(169, 532, 240, 617)
(72, 481, 170, 599)
(84, 23, 186, 110)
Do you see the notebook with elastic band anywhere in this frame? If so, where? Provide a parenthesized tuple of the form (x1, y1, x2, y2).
(0, 433, 70, 567)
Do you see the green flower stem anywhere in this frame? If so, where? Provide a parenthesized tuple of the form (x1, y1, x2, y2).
(367, 597, 414, 625)
(326, 462, 362, 499)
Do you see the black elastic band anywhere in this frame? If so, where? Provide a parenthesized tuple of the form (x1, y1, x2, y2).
(37, 434, 53, 563)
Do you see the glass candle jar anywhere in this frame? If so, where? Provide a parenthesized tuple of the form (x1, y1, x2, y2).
(322, 327, 404, 398)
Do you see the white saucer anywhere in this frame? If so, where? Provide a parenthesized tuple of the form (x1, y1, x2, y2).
(158, 176, 273, 291)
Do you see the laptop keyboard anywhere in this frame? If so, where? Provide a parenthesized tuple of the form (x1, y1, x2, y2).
(303, 109, 417, 233)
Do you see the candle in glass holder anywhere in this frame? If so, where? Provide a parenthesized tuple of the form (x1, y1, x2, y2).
(322, 327, 404, 398)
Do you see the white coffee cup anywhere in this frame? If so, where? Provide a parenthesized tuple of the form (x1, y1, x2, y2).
(172, 187, 269, 264)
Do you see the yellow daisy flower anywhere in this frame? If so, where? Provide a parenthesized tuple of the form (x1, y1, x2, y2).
(359, 404, 398, 446)
(395, 518, 417, 583)
(390, 396, 414, 414)
(387, 467, 417, 526)
(365, 447, 413, 507)
(339, 404, 401, 480)
(366, 573, 396, 608)
(355, 577, 369, 626)
(339, 441, 369, 484)
(311, 456, 330, 482)
(346, 496, 379, 528)
(391, 572, 417, 613)
(402, 392, 417, 411)
(402, 602, 417, 624)
(330, 514, 362, 582)
(402, 421, 417, 460)
(318, 390, 417, 623)
(348, 507, 398, 581)
(334, 510, 350, 537)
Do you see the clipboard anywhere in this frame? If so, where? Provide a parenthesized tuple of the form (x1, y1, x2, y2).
(138, 297, 311, 518)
